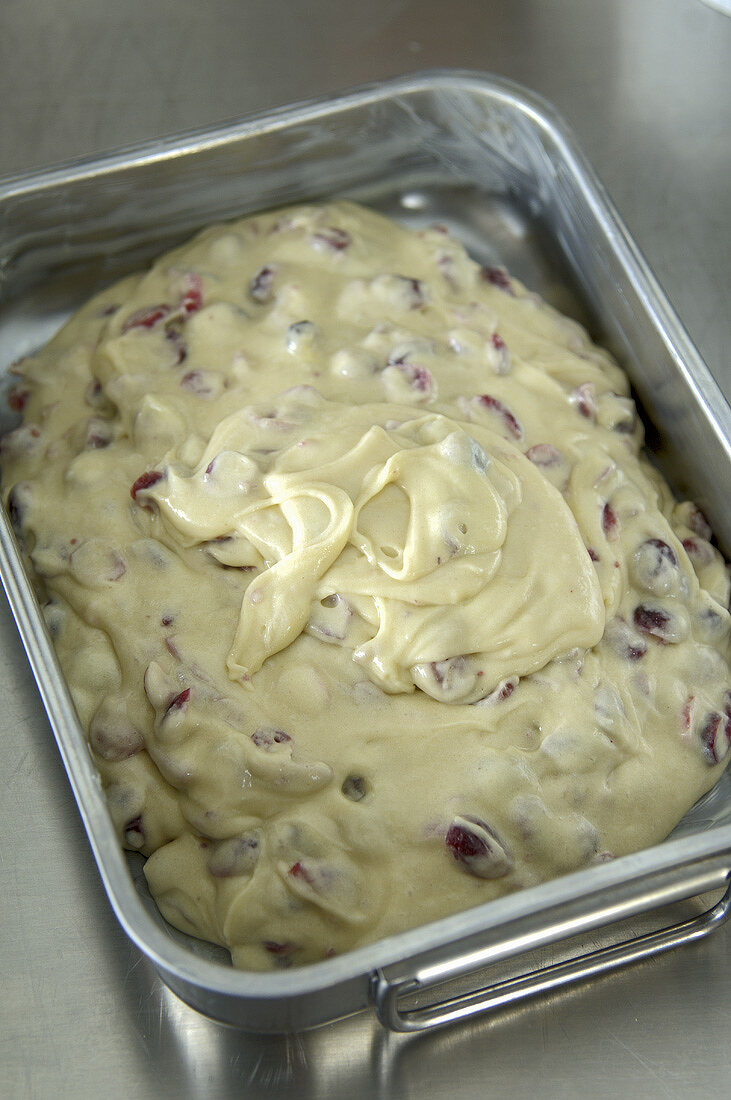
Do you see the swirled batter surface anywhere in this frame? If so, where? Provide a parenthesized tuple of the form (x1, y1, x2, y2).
(3, 201, 730, 969)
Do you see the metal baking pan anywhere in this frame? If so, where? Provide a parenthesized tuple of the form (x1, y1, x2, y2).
(1, 70, 731, 1034)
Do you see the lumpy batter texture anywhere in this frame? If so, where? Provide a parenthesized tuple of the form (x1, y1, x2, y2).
(3, 201, 731, 969)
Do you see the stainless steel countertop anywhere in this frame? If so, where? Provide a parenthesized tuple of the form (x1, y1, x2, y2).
(1, 1, 730, 1096)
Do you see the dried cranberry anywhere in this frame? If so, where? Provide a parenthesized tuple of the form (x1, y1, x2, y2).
(181, 370, 212, 396)
(686, 506, 712, 540)
(476, 394, 523, 439)
(166, 327, 187, 364)
(122, 304, 170, 333)
(313, 226, 351, 251)
(632, 538, 679, 594)
(249, 265, 276, 303)
(445, 815, 512, 879)
(480, 265, 513, 293)
(180, 273, 203, 315)
(699, 711, 730, 764)
(8, 387, 29, 413)
(85, 417, 113, 449)
(683, 537, 715, 567)
(573, 383, 597, 420)
(130, 470, 163, 501)
(164, 688, 190, 719)
(289, 861, 314, 885)
(526, 443, 562, 468)
(207, 835, 260, 878)
(489, 331, 511, 373)
(394, 276, 426, 309)
(602, 502, 619, 540)
(633, 605, 671, 640)
(90, 722, 144, 762)
(263, 940, 294, 957)
(123, 814, 145, 849)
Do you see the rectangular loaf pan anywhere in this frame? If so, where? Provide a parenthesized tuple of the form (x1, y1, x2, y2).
(1, 70, 731, 1033)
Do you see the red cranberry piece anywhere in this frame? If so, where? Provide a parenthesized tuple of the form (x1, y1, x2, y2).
(249, 265, 276, 303)
(106, 550, 126, 582)
(389, 361, 433, 393)
(480, 265, 514, 294)
(413, 655, 478, 702)
(164, 688, 190, 719)
(682, 537, 715, 567)
(437, 252, 458, 290)
(251, 727, 292, 749)
(181, 370, 212, 396)
(84, 379, 104, 408)
(699, 711, 730, 764)
(85, 417, 113, 449)
(130, 470, 163, 501)
(263, 940, 295, 959)
(638, 538, 676, 572)
(287, 320, 316, 351)
(165, 326, 187, 364)
(8, 386, 30, 413)
(476, 394, 523, 439)
(633, 604, 672, 641)
(489, 332, 511, 373)
(313, 226, 351, 251)
(341, 775, 368, 802)
(474, 676, 519, 708)
(632, 538, 679, 593)
(289, 861, 314, 885)
(696, 605, 727, 641)
(123, 814, 145, 849)
(89, 720, 144, 762)
(573, 383, 597, 420)
(122, 304, 170, 333)
(395, 276, 427, 309)
(605, 617, 647, 660)
(588, 547, 600, 562)
(525, 443, 562, 468)
(161, 614, 174, 626)
(207, 835, 260, 878)
(681, 695, 695, 732)
(602, 502, 619, 541)
(686, 506, 712, 541)
(498, 679, 516, 700)
(0, 424, 42, 459)
(180, 273, 203, 315)
(445, 815, 512, 879)
(611, 412, 636, 434)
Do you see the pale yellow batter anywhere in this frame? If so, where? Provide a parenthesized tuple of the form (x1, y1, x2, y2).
(2, 201, 730, 969)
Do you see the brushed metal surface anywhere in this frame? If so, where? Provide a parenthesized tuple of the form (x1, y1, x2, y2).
(1, 0, 730, 1096)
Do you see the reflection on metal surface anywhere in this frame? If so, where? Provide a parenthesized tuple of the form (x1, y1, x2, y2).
(700, 0, 731, 14)
(373, 883, 731, 1032)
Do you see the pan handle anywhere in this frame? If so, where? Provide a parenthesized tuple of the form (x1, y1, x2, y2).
(371, 872, 731, 1032)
